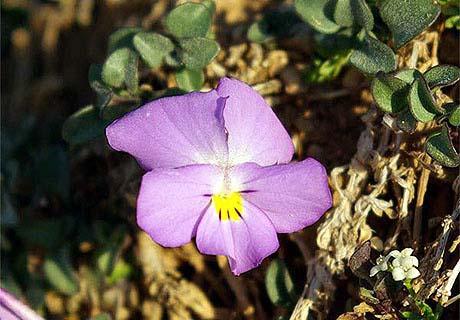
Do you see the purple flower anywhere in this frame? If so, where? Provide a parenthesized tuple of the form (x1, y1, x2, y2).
(106, 78, 332, 275)
(0, 288, 44, 320)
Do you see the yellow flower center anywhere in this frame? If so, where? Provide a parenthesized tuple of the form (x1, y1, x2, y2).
(212, 192, 243, 221)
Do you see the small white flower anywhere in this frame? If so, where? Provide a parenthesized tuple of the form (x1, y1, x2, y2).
(370, 255, 390, 277)
(389, 248, 420, 282)
(369, 248, 421, 281)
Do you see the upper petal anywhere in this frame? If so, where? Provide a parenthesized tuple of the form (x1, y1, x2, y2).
(196, 199, 279, 275)
(216, 77, 294, 166)
(230, 158, 332, 233)
(137, 164, 222, 247)
(106, 90, 228, 170)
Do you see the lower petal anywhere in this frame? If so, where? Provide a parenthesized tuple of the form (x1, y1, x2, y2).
(137, 164, 222, 247)
(196, 200, 279, 275)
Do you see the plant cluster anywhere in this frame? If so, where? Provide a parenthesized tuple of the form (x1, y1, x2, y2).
(291, 0, 459, 167)
(63, 0, 220, 146)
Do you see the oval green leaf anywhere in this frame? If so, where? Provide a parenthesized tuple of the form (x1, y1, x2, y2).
(334, 0, 354, 27)
(247, 20, 271, 43)
(180, 37, 219, 70)
(379, 0, 441, 48)
(394, 69, 417, 84)
(409, 71, 442, 122)
(165, 2, 212, 38)
(350, 34, 397, 74)
(423, 64, 460, 88)
(43, 248, 79, 295)
(265, 259, 295, 307)
(102, 48, 137, 88)
(371, 72, 409, 113)
(62, 105, 109, 145)
(88, 64, 113, 112)
(175, 68, 204, 91)
(425, 125, 460, 167)
(133, 32, 175, 69)
(295, 0, 340, 34)
(351, 0, 374, 31)
(108, 27, 142, 53)
(396, 109, 417, 133)
(445, 103, 460, 127)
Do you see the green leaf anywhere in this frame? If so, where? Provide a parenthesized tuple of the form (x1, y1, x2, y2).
(202, 0, 216, 14)
(43, 247, 79, 295)
(175, 68, 204, 91)
(101, 97, 140, 122)
(334, 0, 354, 27)
(265, 259, 295, 307)
(88, 64, 112, 112)
(409, 71, 442, 122)
(165, 2, 212, 38)
(372, 72, 410, 113)
(295, 0, 340, 34)
(314, 28, 357, 57)
(423, 65, 460, 88)
(180, 37, 219, 70)
(133, 32, 175, 69)
(446, 103, 460, 127)
(396, 109, 417, 133)
(247, 21, 271, 43)
(379, 0, 441, 48)
(108, 27, 142, 53)
(96, 226, 126, 276)
(107, 259, 133, 285)
(124, 52, 139, 94)
(247, 10, 302, 43)
(62, 105, 109, 145)
(445, 15, 460, 29)
(426, 125, 460, 167)
(305, 53, 350, 84)
(351, 0, 374, 31)
(102, 48, 138, 88)
(350, 34, 397, 74)
(333, 0, 374, 29)
(90, 313, 112, 320)
(395, 69, 418, 84)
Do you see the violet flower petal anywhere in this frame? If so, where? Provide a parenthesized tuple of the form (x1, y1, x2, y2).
(231, 158, 332, 233)
(0, 289, 44, 320)
(216, 77, 294, 166)
(106, 91, 228, 170)
(196, 200, 279, 275)
(137, 164, 222, 247)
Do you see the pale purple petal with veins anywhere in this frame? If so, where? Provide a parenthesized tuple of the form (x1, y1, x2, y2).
(0, 289, 44, 320)
(230, 158, 332, 233)
(195, 200, 279, 275)
(137, 164, 222, 247)
(216, 77, 294, 166)
(106, 91, 228, 170)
